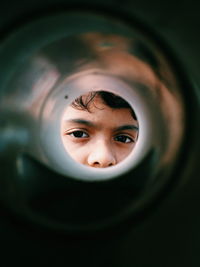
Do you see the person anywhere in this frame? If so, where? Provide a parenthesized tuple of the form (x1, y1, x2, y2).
(61, 91, 139, 168)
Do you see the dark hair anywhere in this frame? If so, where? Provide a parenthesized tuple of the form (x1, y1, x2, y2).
(71, 91, 137, 120)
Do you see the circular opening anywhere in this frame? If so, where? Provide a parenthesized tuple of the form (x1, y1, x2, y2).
(40, 70, 156, 181)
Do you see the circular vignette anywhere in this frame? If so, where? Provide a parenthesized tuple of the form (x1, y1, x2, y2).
(0, 10, 193, 235)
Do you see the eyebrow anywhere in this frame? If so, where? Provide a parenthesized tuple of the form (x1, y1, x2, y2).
(65, 119, 139, 131)
(65, 119, 96, 127)
(115, 125, 139, 131)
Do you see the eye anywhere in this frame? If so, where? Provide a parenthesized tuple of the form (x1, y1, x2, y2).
(114, 135, 134, 143)
(68, 130, 89, 138)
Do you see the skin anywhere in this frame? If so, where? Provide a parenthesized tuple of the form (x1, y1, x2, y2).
(61, 96, 139, 168)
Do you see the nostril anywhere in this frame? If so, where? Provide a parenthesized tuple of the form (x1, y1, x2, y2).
(93, 162, 101, 167)
(92, 162, 114, 168)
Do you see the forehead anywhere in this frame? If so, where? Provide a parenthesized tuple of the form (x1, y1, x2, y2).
(63, 98, 138, 127)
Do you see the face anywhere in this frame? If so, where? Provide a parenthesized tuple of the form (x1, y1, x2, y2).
(61, 95, 138, 168)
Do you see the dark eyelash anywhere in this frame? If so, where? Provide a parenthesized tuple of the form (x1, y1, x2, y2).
(114, 135, 134, 143)
(68, 130, 89, 138)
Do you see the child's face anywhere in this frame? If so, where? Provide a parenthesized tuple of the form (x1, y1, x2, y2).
(61, 96, 138, 168)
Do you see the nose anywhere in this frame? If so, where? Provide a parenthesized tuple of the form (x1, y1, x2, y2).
(87, 140, 117, 168)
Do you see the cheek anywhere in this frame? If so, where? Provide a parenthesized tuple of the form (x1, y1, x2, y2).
(115, 144, 135, 162)
(63, 140, 88, 164)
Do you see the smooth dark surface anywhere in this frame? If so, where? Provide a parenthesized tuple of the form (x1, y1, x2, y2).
(0, 0, 200, 266)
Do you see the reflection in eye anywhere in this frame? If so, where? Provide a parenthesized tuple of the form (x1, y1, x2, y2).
(67, 130, 89, 138)
(114, 135, 134, 143)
